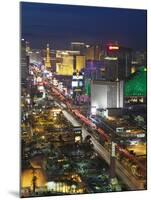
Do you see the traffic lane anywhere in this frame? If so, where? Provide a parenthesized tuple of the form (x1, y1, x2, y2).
(61, 109, 144, 190)
(91, 138, 144, 190)
(47, 89, 145, 190)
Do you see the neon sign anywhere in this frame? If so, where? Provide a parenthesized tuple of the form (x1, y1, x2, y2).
(108, 46, 119, 50)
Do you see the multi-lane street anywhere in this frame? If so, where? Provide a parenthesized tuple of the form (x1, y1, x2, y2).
(53, 98, 145, 190)
(21, 59, 147, 198)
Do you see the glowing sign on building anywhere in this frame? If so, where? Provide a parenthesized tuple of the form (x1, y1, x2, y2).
(108, 46, 119, 50)
(124, 67, 147, 97)
(104, 56, 118, 60)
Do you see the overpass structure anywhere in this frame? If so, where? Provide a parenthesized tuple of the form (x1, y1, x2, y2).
(47, 85, 146, 190)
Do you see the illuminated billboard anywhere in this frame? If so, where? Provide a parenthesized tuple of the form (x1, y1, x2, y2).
(108, 45, 119, 50)
(72, 81, 78, 87)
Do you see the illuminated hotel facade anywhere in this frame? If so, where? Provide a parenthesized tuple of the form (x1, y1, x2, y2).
(91, 80, 124, 110)
(21, 39, 29, 86)
(56, 50, 85, 76)
(86, 44, 101, 60)
(104, 44, 132, 81)
(44, 44, 51, 70)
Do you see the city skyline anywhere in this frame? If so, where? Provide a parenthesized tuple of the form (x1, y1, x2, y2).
(21, 2, 147, 51)
(20, 2, 147, 197)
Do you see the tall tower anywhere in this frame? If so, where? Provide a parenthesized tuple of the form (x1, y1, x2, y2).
(45, 43, 51, 70)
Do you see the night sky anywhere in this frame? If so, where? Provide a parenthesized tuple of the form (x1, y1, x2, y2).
(20, 2, 147, 51)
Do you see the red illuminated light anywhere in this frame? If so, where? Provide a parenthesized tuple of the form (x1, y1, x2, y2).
(108, 46, 119, 50)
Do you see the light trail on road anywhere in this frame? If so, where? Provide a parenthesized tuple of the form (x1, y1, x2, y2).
(61, 109, 145, 190)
